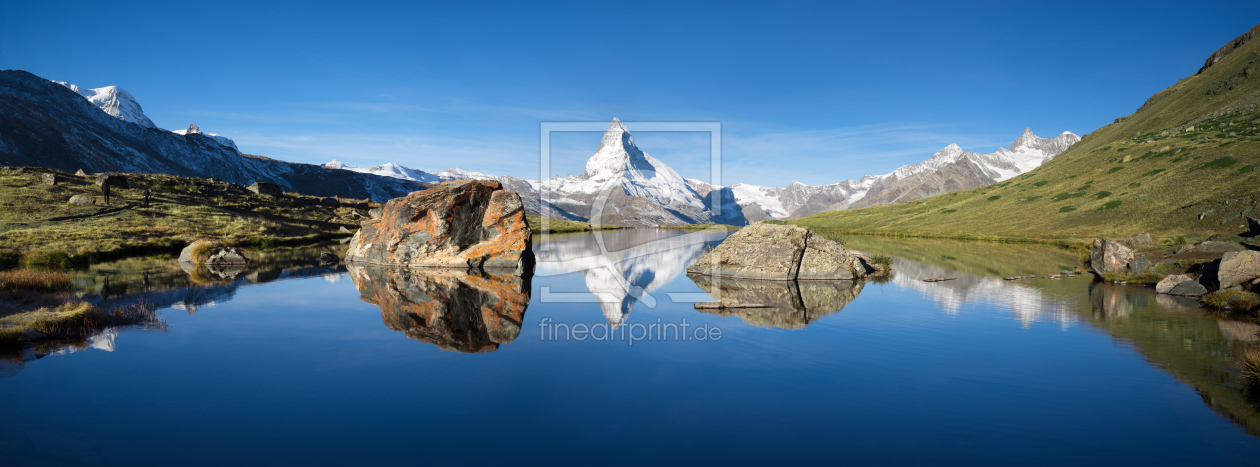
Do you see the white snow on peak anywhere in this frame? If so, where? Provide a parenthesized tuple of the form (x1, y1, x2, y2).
(53, 81, 156, 128)
(437, 167, 498, 181)
(173, 124, 239, 152)
(324, 160, 441, 183)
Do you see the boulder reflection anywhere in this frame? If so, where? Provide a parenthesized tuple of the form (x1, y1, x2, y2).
(347, 266, 529, 353)
(687, 275, 864, 329)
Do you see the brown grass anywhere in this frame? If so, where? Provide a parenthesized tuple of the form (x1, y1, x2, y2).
(1241, 348, 1260, 389)
(0, 268, 71, 292)
(1201, 290, 1260, 313)
(0, 300, 164, 347)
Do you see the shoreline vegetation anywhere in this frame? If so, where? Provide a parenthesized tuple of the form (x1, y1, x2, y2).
(0, 268, 164, 348)
(0, 167, 368, 269)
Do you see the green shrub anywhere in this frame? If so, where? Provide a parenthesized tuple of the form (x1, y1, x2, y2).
(1237, 164, 1259, 174)
(1108, 166, 1125, 173)
(1059, 206, 1077, 213)
(1052, 192, 1086, 201)
(1094, 191, 1112, 199)
(1020, 196, 1043, 202)
(1098, 200, 1122, 211)
(987, 195, 1002, 201)
(870, 255, 894, 266)
(1032, 181, 1048, 187)
(1188, 156, 1238, 172)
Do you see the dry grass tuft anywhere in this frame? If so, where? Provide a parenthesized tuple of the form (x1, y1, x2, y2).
(0, 300, 164, 347)
(0, 269, 71, 292)
(1241, 348, 1260, 389)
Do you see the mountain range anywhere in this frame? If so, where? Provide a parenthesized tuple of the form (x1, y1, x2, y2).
(0, 70, 424, 201)
(0, 69, 1078, 224)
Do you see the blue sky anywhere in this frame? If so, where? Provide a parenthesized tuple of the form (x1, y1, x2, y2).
(3, 1, 1258, 187)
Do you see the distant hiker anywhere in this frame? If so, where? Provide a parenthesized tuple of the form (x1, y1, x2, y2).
(101, 182, 111, 205)
(143, 188, 153, 207)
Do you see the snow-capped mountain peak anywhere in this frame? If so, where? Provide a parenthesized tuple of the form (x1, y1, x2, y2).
(53, 81, 156, 128)
(583, 118, 655, 180)
(173, 124, 239, 152)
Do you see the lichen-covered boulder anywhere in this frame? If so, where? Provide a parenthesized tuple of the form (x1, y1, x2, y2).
(344, 180, 533, 274)
(1217, 250, 1260, 289)
(247, 182, 283, 196)
(1155, 274, 1193, 294)
(686, 222, 866, 280)
(1168, 280, 1208, 297)
(1090, 238, 1135, 274)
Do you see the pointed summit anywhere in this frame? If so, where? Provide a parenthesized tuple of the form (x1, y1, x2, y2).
(584, 117, 653, 179)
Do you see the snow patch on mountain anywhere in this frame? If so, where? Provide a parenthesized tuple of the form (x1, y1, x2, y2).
(172, 124, 239, 152)
(52, 81, 156, 128)
(323, 159, 441, 183)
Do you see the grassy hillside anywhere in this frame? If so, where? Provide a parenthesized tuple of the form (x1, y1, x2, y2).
(525, 214, 624, 234)
(0, 167, 371, 267)
(792, 23, 1260, 241)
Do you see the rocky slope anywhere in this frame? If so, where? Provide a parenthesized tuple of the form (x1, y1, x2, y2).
(0, 70, 425, 201)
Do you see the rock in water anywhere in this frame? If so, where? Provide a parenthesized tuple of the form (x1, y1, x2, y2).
(178, 240, 251, 264)
(686, 222, 866, 280)
(344, 180, 534, 274)
(1168, 280, 1208, 297)
(68, 194, 95, 205)
(1217, 250, 1260, 289)
(1090, 238, 1135, 274)
(1156, 274, 1193, 294)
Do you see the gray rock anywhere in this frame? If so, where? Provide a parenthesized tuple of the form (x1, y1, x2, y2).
(1168, 280, 1208, 297)
(1120, 233, 1153, 247)
(1195, 241, 1248, 253)
(75, 169, 88, 176)
(687, 223, 808, 280)
(1217, 250, 1260, 289)
(1090, 238, 1135, 274)
(68, 194, 95, 205)
(319, 197, 339, 207)
(318, 251, 339, 264)
(1127, 257, 1150, 274)
(178, 240, 250, 264)
(687, 223, 867, 281)
(40, 173, 64, 185)
(1156, 274, 1192, 294)
(368, 208, 383, 219)
(339, 226, 353, 234)
(247, 182, 283, 196)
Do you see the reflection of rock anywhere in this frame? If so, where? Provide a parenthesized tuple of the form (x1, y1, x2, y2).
(688, 274, 863, 329)
(1088, 281, 1165, 319)
(345, 180, 533, 273)
(348, 265, 529, 353)
(1154, 293, 1202, 312)
(1218, 320, 1260, 342)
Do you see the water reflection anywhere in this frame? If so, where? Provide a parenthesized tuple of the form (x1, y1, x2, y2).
(534, 229, 729, 326)
(347, 266, 530, 353)
(687, 275, 864, 329)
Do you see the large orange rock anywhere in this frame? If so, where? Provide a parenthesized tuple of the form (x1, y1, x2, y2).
(344, 180, 534, 274)
(348, 265, 529, 353)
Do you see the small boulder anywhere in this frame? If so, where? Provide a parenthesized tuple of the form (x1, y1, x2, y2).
(68, 195, 95, 206)
(319, 197, 339, 207)
(1156, 274, 1192, 294)
(368, 208, 383, 219)
(247, 182, 283, 196)
(178, 240, 251, 265)
(206, 247, 250, 265)
(1127, 257, 1150, 274)
(75, 169, 88, 176)
(40, 173, 64, 185)
(687, 222, 866, 280)
(339, 226, 353, 234)
(1168, 280, 1208, 297)
(318, 251, 339, 264)
(1217, 250, 1260, 290)
(1120, 233, 1153, 247)
(1090, 238, 1135, 274)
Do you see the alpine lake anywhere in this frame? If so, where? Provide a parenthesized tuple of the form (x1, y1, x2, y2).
(3, 228, 1260, 465)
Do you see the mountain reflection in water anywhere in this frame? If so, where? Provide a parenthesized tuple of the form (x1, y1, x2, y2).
(534, 228, 729, 326)
(347, 266, 529, 353)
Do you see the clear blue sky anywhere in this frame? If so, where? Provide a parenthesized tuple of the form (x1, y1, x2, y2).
(3, 1, 1258, 187)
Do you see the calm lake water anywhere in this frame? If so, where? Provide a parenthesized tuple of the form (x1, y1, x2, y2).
(4, 229, 1260, 465)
